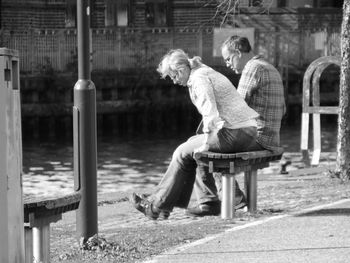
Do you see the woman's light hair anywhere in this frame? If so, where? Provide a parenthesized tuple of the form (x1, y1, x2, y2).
(157, 49, 202, 79)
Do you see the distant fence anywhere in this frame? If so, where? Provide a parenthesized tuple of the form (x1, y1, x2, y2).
(0, 28, 208, 73)
(0, 28, 341, 75)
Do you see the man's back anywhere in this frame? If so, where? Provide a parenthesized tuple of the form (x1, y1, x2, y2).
(237, 56, 286, 152)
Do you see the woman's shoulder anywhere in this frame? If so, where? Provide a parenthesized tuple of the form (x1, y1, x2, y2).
(190, 64, 211, 77)
(196, 64, 224, 76)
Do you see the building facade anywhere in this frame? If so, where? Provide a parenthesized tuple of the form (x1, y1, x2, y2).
(0, 0, 343, 138)
(0, 0, 343, 73)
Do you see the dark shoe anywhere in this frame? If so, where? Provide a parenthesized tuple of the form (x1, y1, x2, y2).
(159, 210, 171, 220)
(130, 193, 159, 220)
(186, 201, 221, 217)
(235, 194, 247, 210)
(235, 183, 247, 210)
(139, 193, 171, 219)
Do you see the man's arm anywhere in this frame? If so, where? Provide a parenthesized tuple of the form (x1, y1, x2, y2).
(237, 64, 260, 102)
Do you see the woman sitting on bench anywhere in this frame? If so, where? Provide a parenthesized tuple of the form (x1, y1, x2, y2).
(130, 49, 262, 220)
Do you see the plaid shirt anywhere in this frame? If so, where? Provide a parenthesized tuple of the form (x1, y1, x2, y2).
(237, 56, 286, 152)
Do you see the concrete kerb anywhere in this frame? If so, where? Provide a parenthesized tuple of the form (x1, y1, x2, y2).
(143, 198, 350, 263)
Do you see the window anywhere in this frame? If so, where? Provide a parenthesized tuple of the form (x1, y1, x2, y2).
(238, 0, 263, 7)
(65, 0, 77, 28)
(105, 0, 130, 27)
(313, 0, 344, 8)
(145, 0, 169, 27)
(277, 0, 287, 7)
(249, 0, 263, 7)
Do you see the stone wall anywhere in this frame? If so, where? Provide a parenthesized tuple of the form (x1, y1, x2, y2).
(20, 70, 202, 140)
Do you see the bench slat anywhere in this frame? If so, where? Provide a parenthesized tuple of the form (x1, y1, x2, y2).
(195, 148, 283, 161)
(23, 192, 81, 209)
(23, 192, 81, 223)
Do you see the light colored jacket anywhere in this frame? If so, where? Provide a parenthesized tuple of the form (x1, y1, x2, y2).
(187, 64, 258, 133)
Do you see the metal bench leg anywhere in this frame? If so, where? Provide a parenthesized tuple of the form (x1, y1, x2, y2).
(25, 226, 33, 263)
(29, 214, 61, 263)
(244, 171, 250, 204)
(245, 170, 258, 213)
(33, 223, 50, 263)
(221, 174, 235, 219)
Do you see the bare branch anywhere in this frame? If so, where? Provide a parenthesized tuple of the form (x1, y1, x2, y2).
(211, 0, 274, 23)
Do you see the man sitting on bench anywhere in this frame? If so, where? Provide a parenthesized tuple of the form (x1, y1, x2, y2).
(186, 35, 286, 216)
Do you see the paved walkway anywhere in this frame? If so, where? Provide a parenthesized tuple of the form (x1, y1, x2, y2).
(48, 151, 350, 262)
(145, 199, 350, 263)
(52, 191, 350, 263)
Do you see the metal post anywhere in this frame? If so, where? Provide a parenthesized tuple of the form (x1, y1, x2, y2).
(32, 225, 50, 263)
(248, 170, 258, 213)
(24, 227, 33, 263)
(74, 0, 98, 241)
(244, 171, 250, 205)
(221, 174, 235, 219)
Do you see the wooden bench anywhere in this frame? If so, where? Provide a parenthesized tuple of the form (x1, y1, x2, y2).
(23, 192, 81, 263)
(194, 148, 284, 219)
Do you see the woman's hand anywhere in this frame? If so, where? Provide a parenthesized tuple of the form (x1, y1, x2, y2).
(193, 143, 209, 159)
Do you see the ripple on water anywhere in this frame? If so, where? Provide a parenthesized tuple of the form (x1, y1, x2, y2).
(22, 124, 337, 195)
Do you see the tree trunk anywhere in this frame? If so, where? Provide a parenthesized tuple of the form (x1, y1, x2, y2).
(336, 0, 350, 181)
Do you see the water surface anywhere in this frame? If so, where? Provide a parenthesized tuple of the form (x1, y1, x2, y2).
(22, 123, 338, 196)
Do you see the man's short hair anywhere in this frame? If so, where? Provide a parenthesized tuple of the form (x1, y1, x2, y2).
(222, 35, 252, 53)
